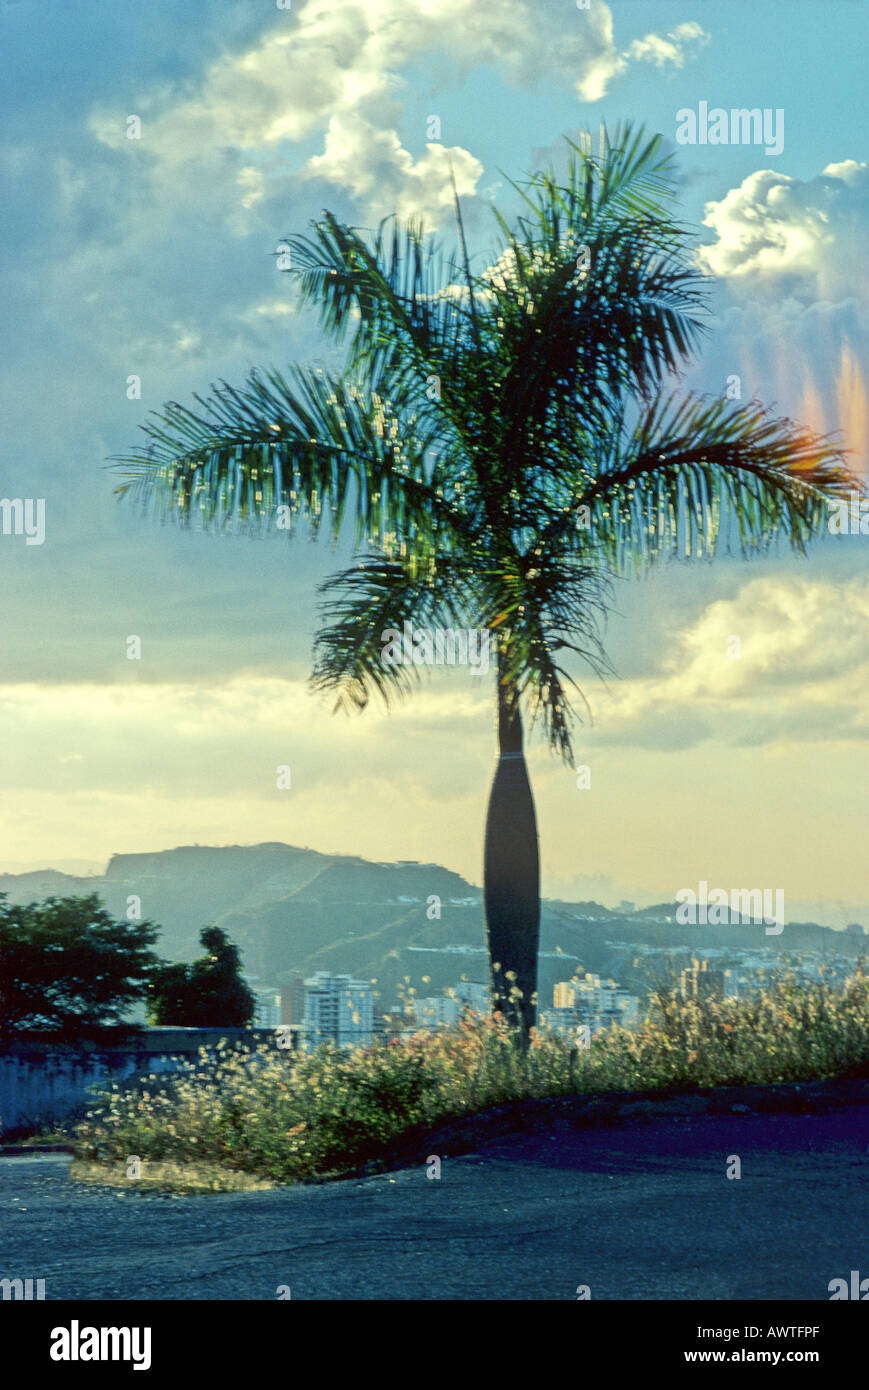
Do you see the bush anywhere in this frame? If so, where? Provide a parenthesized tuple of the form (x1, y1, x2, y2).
(73, 970, 869, 1186)
(0, 893, 159, 1045)
(146, 926, 255, 1027)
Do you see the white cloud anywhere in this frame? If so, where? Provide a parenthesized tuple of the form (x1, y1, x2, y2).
(236, 298, 296, 324)
(625, 21, 709, 71)
(691, 159, 869, 472)
(699, 160, 869, 298)
(306, 115, 482, 222)
(0, 673, 491, 865)
(589, 576, 869, 750)
(577, 17, 709, 100)
(88, 0, 709, 225)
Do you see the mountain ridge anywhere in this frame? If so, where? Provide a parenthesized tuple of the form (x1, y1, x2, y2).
(0, 842, 860, 1007)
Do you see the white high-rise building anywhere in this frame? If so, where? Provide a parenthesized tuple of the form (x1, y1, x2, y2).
(412, 995, 461, 1029)
(303, 972, 374, 1050)
(410, 980, 490, 1032)
(253, 990, 282, 1029)
(242, 977, 283, 1029)
(454, 980, 489, 1014)
(547, 974, 641, 1037)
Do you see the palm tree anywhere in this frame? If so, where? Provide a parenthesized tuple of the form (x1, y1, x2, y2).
(113, 123, 853, 1042)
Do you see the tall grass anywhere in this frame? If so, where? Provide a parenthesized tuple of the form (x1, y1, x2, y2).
(73, 971, 869, 1186)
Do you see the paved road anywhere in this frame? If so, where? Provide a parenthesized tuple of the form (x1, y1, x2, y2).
(2, 1106, 868, 1299)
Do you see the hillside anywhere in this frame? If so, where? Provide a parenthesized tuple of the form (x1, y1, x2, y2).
(0, 844, 861, 1007)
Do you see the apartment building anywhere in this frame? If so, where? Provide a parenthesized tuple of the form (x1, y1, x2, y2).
(302, 971, 375, 1049)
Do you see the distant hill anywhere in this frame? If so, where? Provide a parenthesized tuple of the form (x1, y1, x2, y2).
(0, 843, 860, 1008)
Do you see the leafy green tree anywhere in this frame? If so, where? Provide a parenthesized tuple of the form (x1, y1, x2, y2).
(0, 893, 160, 1044)
(114, 123, 853, 1040)
(147, 926, 255, 1027)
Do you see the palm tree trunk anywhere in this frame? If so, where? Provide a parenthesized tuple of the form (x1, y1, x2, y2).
(483, 644, 540, 1042)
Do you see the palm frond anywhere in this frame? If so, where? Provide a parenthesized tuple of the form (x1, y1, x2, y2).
(481, 127, 709, 488)
(492, 554, 615, 762)
(541, 391, 854, 569)
(278, 212, 474, 404)
(111, 363, 474, 554)
(311, 553, 477, 713)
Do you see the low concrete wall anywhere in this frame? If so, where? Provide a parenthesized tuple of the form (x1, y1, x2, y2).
(0, 1028, 296, 1135)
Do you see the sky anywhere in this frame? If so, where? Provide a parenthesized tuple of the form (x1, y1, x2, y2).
(1, 0, 867, 925)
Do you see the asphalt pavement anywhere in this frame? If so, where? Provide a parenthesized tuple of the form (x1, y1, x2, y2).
(2, 1104, 868, 1299)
